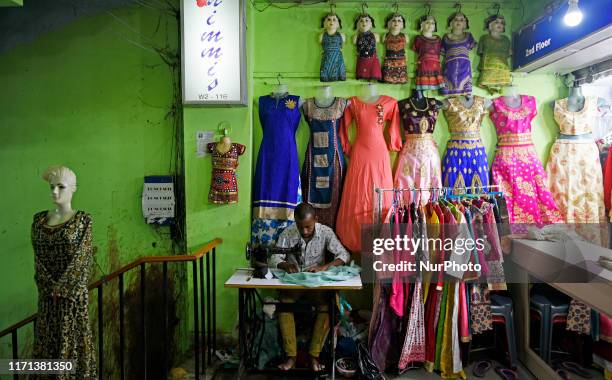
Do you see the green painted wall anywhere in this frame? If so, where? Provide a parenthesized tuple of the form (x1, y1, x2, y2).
(187, 2, 567, 337)
(0, 3, 181, 373)
(0, 0, 569, 364)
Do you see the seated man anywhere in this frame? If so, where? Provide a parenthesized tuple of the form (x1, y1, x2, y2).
(271, 202, 350, 372)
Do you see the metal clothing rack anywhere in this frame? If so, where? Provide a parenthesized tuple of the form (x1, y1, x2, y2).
(373, 185, 503, 223)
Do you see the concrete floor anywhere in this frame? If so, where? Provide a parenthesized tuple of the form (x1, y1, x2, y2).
(180, 359, 538, 379)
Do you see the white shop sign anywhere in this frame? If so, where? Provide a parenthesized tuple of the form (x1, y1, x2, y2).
(181, 0, 247, 105)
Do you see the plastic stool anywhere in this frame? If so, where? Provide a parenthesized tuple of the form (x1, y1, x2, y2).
(529, 288, 570, 364)
(490, 294, 518, 369)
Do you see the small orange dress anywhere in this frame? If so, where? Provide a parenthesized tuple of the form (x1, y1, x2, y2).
(336, 95, 402, 252)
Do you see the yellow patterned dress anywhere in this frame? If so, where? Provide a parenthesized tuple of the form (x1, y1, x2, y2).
(442, 96, 490, 192)
(546, 96, 606, 242)
(477, 34, 512, 92)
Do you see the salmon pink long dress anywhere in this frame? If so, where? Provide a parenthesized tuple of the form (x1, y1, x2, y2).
(336, 95, 402, 252)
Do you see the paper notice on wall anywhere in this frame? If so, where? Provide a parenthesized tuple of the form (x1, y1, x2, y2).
(142, 176, 175, 225)
(196, 131, 215, 157)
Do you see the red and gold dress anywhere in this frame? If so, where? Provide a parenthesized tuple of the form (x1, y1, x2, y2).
(207, 142, 246, 204)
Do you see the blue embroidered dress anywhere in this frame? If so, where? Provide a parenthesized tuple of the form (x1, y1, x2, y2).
(252, 94, 302, 245)
(442, 96, 490, 192)
(320, 32, 346, 82)
(301, 97, 349, 228)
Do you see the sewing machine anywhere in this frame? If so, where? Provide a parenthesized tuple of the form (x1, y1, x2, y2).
(245, 243, 303, 279)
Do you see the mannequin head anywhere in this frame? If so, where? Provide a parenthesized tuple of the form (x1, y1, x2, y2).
(42, 166, 76, 207)
(485, 15, 506, 34)
(354, 13, 375, 32)
(447, 12, 469, 33)
(385, 13, 405, 34)
(418, 15, 437, 34)
(321, 12, 342, 32)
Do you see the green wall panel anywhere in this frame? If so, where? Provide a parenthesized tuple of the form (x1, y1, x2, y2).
(0, 5, 179, 370)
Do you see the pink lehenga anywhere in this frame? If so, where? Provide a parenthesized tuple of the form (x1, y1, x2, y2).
(489, 95, 562, 230)
(393, 97, 442, 205)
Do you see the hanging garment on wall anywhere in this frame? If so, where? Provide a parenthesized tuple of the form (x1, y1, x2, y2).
(442, 96, 490, 191)
(394, 97, 442, 206)
(440, 33, 476, 96)
(356, 31, 382, 80)
(207, 142, 246, 204)
(320, 32, 347, 82)
(252, 94, 302, 245)
(477, 34, 512, 92)
(490, 95, 562, 230)
(301, 97, 349, 229)
(31, 211, 97, 379)
(336, 95, 401, 252)
(413, 35, 445, 90)
(382, 33, 408, 84)
(546, 97, 606, 241)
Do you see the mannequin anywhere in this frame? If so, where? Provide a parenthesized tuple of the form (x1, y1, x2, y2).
(566, 85, 585, 112)
(382, 13, 408, 84)
(478, 14, 512, 92)
(216, 128, 232, 154)
(501, 84, 521, 108)
(442, 95, 491, 110)
(271, 81, 303, 108)
(315, 85, 335, 108)
(410, 89, 442, 110)
(45, 167, 78, 226)
(440, 11, 476, 96)
(32, 165, 96, 378)
(319, 12, 347, 82)
(272, 83, 289, 98)
(413, 14, 445, 91)
(359, 83, 379, 103)
(353, 13, 382, 80)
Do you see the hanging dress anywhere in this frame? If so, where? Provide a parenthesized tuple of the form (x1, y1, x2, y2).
(478, 34, 512, 92)
(440, 33, 476, 96)
(382, 33, 408, 84)
(413, 35, 445, 91)
(356, 31, 382, 80)
(31, 211, 97, 379)
(320, 32, 346, 82)
(394, 97, 442, 205)
(490, 95, 562, 229)
(442, 96, 490, 191)
(547, 96, 606, 243)
(336, 95, 402, 252)
(301, 97, 349, 228)
(207, 142, 246, 204)
(252, 94, 302, 245)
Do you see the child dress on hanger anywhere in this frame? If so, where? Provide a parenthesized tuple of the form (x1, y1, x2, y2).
(490, 95, 562, 229)
(413, 35, 445, 91)
(207, 142, 246, 204)
(440, 32, 476, 96)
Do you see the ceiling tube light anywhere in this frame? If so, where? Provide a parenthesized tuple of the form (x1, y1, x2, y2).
(564, 0, 583, 27)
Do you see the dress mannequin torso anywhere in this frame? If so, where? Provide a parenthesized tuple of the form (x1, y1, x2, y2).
(272, 83, 304, 108)
(358, 83, 380, 103)
(216, 135, 232, 154)
(442, 95, 491, 110)
(314, 86, 335, 108)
